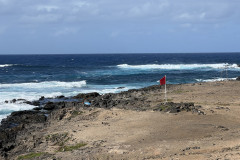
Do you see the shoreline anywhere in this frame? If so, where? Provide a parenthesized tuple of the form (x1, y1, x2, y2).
(1, 80, 240, 159)
(0, 80, 210, 121)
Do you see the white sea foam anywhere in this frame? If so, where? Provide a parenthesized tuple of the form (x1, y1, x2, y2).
(81, 87, 132, 94)
(117, 63, 240, 70)
(0, 102, 35, 113)
(0, 64, 14, 68)
(0, 114, 9, 121)
(0, 80, 78, 120)
(0, 80, 134, 104)
(196, 77, 237, 82)
(0, 91, 64, 102)
(0, 102, 36, 121)
(0, 81, 87, 107)
(0, 80, 87, 89)
(0, 81, 138, 121)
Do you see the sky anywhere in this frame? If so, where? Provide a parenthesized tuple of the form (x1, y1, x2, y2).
(0, 0, 240, 54)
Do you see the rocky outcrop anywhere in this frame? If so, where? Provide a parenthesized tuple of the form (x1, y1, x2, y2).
(43, 102, 57, 110)
(236, 77, 240, 81)
(153, 102, 203, 114)
(74, 92, 100, 100)
(0, 110, 47, 158)
(2, 111, 46, 125)
(0, 84, 204, 159)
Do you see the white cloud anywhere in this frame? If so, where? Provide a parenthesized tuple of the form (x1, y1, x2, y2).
(72, 1, 89, 8)
(20, 14, 62, 23)
(180, 23, 192, 28)
(178, 13, 192, 20)
(36, 5, 59, 12)
(1, 0, 240, 30)
(54, 27, 79, 36)
(110, 31, 120, 38)
(199, 12, 206, 19)
(128, 0, 169, 18)
(176, 12, 206, 21)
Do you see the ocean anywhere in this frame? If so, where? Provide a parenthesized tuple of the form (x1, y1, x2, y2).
(1, 53, 240, 120)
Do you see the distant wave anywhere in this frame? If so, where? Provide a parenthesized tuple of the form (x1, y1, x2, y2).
(196, 77, 237, 82)
(0, 64, 53, 68)
(78, 86, 133, 94)
(0, 64, 14, 68)
(117, 63, 240, 70)
(0, 80, 87, 89)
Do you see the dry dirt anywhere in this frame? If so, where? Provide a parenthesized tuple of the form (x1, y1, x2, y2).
(15, 81, 240, 160)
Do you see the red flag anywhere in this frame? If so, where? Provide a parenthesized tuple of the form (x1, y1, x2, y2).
(160, 76, 166, 85)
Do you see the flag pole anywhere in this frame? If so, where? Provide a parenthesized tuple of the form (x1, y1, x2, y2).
(165, 75, 167, 103)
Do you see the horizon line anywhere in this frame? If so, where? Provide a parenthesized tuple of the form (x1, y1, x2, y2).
(0, 52, 240, 56)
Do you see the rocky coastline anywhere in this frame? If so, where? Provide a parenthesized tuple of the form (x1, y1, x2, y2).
(0, 83, 206, 159)
(1, 80, 240, 159)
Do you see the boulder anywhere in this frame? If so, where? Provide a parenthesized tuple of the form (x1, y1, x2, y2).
(236, 77, 240, 81)
(56, 95, 65, 99)
(74, 92, 100, 100)
(10, 99, 16, 103)
(43, 102, 56, 110)
(117, 87, 125, 89)
(0, 110, 46, 158)
(39, 96, 45, 100)
(1, 110, 46, 126)
(33, 107, 43, 111)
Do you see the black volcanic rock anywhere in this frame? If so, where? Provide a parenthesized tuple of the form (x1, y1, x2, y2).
(10, 99, 16, 103)
(117, 87, 125, 89)
(236, 77, 240, 81)
(0, 110, 47, 158)
(74, 92, 100, 100)
(39, 96, 45, 100)
(43, 102, 73, 111)
(0, 84, 206, 159)
(27, 100, 40, 106)
(1, 110, 46, 127)
(153, 102, 203, 114)
(43, 102, 56, 110)
(56, 95, 65, 99)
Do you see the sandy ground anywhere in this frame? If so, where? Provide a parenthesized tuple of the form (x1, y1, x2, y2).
(15, 81, 240, 160)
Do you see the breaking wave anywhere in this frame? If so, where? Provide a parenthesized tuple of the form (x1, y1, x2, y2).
(0, 103, 36, 121)
(117, 63, 240, 70)
(0, 80, 87, 89)
(0, 64, 14, 68)
(196, 77, 237, 82)
(0, 80, 86, 120)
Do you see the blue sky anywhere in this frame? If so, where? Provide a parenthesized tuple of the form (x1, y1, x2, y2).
(0, 0, 240, 54)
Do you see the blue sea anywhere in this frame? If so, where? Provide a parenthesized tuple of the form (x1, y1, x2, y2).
(1, 53, 240, 120)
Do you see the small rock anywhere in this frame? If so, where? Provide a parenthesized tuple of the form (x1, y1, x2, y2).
(117, 87, 125, 89)
(57, 95, 65, 99)
(43, 102, 56, 110)
(74, 92, 100, 100)
(33, 107, 43, 111)
(11, 99, 16, 103)
(39, 96, 45, 100)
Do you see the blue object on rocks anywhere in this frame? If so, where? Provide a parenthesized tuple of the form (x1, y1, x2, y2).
(84, 102, 91, 105)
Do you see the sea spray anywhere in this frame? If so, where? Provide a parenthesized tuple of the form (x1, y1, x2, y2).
(117, 63, 240, 70)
